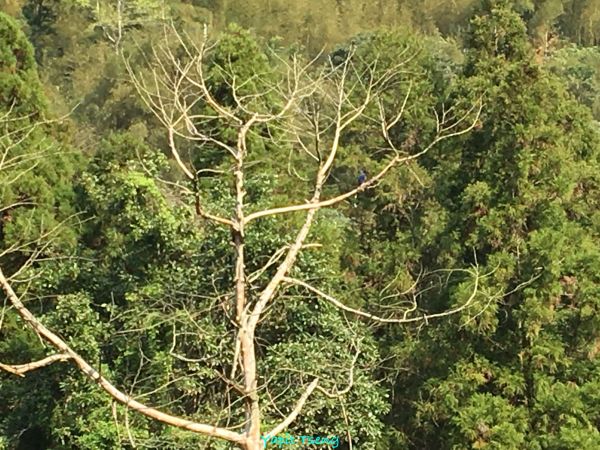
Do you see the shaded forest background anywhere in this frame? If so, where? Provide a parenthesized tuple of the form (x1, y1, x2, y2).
(1, 0, 600, 449)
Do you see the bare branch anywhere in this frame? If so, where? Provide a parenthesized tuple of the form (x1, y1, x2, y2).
(0, 267, 245, 445)
(167, 127, 195, 180)
(315, 339, 361, 399)
(264, 378, 319, 439)
(244, 98, 483, 224)
(282, 271, 482, 325)
(0, 353, 71, 377)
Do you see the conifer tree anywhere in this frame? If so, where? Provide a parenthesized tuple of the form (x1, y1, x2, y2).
(392, 2, 600, 448)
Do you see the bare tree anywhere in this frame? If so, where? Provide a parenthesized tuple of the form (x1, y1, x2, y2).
(0, 26, 485, 450)
(72, 0, 166, 53)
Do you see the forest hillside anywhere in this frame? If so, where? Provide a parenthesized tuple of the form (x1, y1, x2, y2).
(1, 1, 600, 449)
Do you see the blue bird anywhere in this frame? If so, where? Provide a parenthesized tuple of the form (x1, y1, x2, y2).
(357, 169, 367, 185)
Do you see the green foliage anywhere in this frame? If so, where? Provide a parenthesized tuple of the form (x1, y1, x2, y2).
(546, 44, 600, 119)
(260, 301, 389, 449)
(385, 3, 600, 449)
(0, 11, 45, 115)
(0, 11, 81, 271)
(2, 1, 600, 449)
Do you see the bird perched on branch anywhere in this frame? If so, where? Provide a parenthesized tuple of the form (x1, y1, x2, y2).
(357, 169, 367, 185)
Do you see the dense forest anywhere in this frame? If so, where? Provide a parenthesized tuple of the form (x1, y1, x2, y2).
(1, 0, 600, 449)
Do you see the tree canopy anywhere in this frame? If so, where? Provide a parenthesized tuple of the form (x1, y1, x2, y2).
(1, 1, 600, 449)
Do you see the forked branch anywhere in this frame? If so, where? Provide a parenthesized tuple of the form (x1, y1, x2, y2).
(281, 268, 483, 325)
(0, 267, 245, 445)
(264, 378, 320, 439)
(244, 98, 483, 224)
